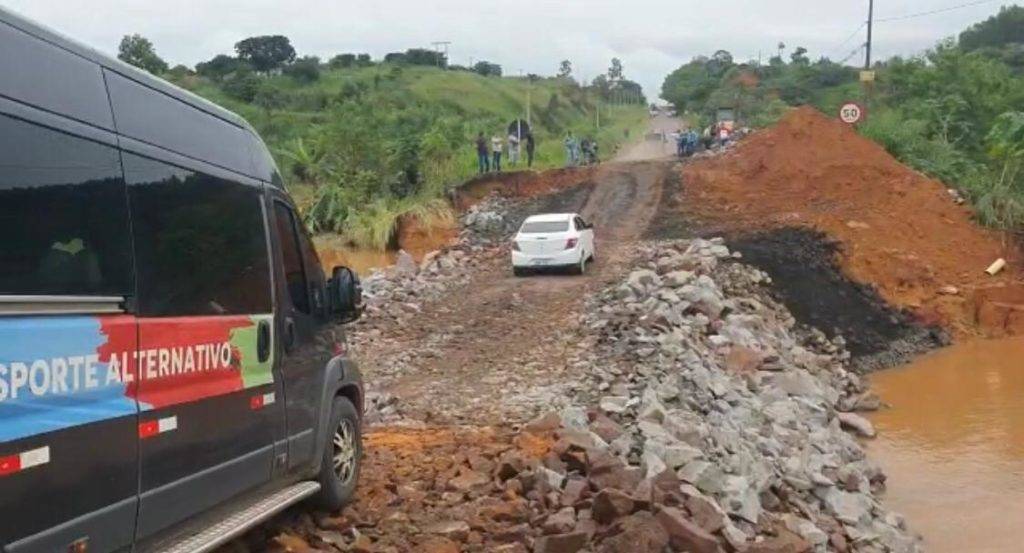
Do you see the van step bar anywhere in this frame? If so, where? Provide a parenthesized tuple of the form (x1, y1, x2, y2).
(150, 481, 321, 553)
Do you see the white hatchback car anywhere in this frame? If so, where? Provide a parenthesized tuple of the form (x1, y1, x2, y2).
(511, 213, 596, 276)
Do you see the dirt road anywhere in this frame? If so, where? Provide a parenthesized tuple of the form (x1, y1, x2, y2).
(361, 159, 672, 426)
(224, 124, 683, 552)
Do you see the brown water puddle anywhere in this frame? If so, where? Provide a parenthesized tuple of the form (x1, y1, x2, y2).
(869, 337, 1024, 552)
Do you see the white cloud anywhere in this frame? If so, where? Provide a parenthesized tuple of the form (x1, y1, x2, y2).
(2, 0, 1005, 99)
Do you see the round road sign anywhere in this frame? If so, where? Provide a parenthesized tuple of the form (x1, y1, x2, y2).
(839, 102, 865, 125)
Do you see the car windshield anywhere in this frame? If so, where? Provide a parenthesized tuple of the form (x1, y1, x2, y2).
(520, 221, 569, 233)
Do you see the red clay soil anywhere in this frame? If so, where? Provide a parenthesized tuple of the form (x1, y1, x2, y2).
(393, 167, 597, 257)
(452, 167, 596, 211)
(684, 106, 1024, 339)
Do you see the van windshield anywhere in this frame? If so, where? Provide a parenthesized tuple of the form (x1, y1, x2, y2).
(520, 221, 569, 233)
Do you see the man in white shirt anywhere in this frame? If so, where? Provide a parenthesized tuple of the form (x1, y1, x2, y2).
(507, 133, 520, 167)
(491, 135, 504, 172)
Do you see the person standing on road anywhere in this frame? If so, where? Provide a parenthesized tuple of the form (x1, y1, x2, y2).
(507, 132, 520, 167)
(564, 132, 577, 167)
(475, 132, 490, 173)
(525, 132, 535, 168)
(491, 133, 504, 172)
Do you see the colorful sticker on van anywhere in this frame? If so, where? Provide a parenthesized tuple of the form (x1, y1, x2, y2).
(0, 314, 273, 443)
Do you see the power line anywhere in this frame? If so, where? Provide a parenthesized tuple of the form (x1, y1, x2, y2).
(840, 43, 867, 66)
(875, 0, 997, 22)
(828, 21, 867, 58)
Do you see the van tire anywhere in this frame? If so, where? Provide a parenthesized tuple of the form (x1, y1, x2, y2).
(513, 267, 528, 277)
(315, 396, 362, 511)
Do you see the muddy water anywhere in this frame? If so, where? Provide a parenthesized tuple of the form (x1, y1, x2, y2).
(869, 337, 1024, 552)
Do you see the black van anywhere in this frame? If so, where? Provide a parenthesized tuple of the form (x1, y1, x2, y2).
(0, 8, 364, 553)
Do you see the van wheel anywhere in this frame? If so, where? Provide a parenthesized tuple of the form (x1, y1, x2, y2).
(513, 266, 528, 277)
(315, 397, 362, 511)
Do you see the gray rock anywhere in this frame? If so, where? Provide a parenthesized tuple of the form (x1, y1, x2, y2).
(837, 412, 877, 438)
(720, 475, 761, 523)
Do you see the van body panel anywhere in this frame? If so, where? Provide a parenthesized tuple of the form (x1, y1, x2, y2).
(0, 315, 139, 550)
(105, 70, 257, 180)
(0, 7, 249, 133)
(0, 7, 363, 551)
(0, 19, 113, 130)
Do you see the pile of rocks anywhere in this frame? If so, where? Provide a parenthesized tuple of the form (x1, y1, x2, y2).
(520, 238, 917, 552)
(460, 196, 519, 246)
(353, 200, 516, 333)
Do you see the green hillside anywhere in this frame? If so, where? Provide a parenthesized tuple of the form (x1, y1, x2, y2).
(661, 5, 1024, 232)
(167, 65, 646, 248)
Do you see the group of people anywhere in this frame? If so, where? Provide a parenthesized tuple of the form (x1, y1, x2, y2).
(563, 131, 599, 167)
(674, 128, 700, 157)
(475, 131, 535, 173)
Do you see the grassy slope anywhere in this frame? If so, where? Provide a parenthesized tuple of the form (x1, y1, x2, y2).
(178, 66, 645, 173)
(174, 66, 646, 248)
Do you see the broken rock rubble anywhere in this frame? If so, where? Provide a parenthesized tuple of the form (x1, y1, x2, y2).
(546, 238, 920, 552)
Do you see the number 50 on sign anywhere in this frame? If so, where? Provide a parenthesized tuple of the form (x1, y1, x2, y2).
(839, 102, 866, 125)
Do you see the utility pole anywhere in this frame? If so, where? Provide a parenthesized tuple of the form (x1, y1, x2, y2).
(865, 0, 874, 70)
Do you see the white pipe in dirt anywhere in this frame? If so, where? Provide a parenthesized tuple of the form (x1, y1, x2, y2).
(986, 258, 1007, 275)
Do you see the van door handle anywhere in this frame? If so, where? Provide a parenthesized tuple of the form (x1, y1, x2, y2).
(283, 317, 296, 352)
(257, 320, 271, 363)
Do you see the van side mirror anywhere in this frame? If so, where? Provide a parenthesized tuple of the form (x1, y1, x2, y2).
(328, 266, 362, 323)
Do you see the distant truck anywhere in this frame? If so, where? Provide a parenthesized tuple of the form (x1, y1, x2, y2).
(0, 7, 365, 553)
(716, 107, 736, 124)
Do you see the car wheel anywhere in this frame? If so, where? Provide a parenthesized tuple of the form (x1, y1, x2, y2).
(315, 396, 362, 511)
(572, 254, 587, 275)
(513, 266, 528, 277)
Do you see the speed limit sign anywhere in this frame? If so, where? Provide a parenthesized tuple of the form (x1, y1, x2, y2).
(839, 102, 865, 125)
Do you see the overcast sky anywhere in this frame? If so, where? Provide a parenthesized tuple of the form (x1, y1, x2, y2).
(2, 1, 1010, 99)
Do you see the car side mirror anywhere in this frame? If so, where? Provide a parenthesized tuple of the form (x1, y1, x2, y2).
(328, 266, 362, 323)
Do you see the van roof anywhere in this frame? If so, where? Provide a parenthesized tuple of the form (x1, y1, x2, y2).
(524, 213, 577, 222)
(0, 6, 254, 134)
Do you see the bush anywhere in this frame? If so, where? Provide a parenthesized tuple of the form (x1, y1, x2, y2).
(222, 69, 261, 102)
(329, 53, 356, 69)
(860, 109, 980, 186)
(284, 56, 321, 83)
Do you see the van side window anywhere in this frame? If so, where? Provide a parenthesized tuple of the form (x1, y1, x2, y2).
(273, 202, 311, 314)
(124, 153, 271, 316)
(0, 113, 132, 295)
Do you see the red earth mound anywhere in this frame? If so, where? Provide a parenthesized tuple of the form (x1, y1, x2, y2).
(684, 106, 1024, 338)
(452, 166, 596, 210)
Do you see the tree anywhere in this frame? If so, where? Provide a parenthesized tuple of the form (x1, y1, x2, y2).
(592, 74, 611, 98)
(356, 54, 373, 67)
(558, 60, 572, 78)
(117, 34, 168, 75)
(235, 35, 296, 73)
(660, 58, 718, 112)
(330, 53, 357, 68)
(384, 52, 407, 64)
(284, 56, 321, 83)
(608, 58, 624, 81)
(403, 48, 447, 67)
(960, 6, 1024, 51)
(790, 46, 810, 65)
(707, 50, 734, 77)
(167, 65, 192, 79)
(196, 54, 247, 79)
(473, 61, 502, 77)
